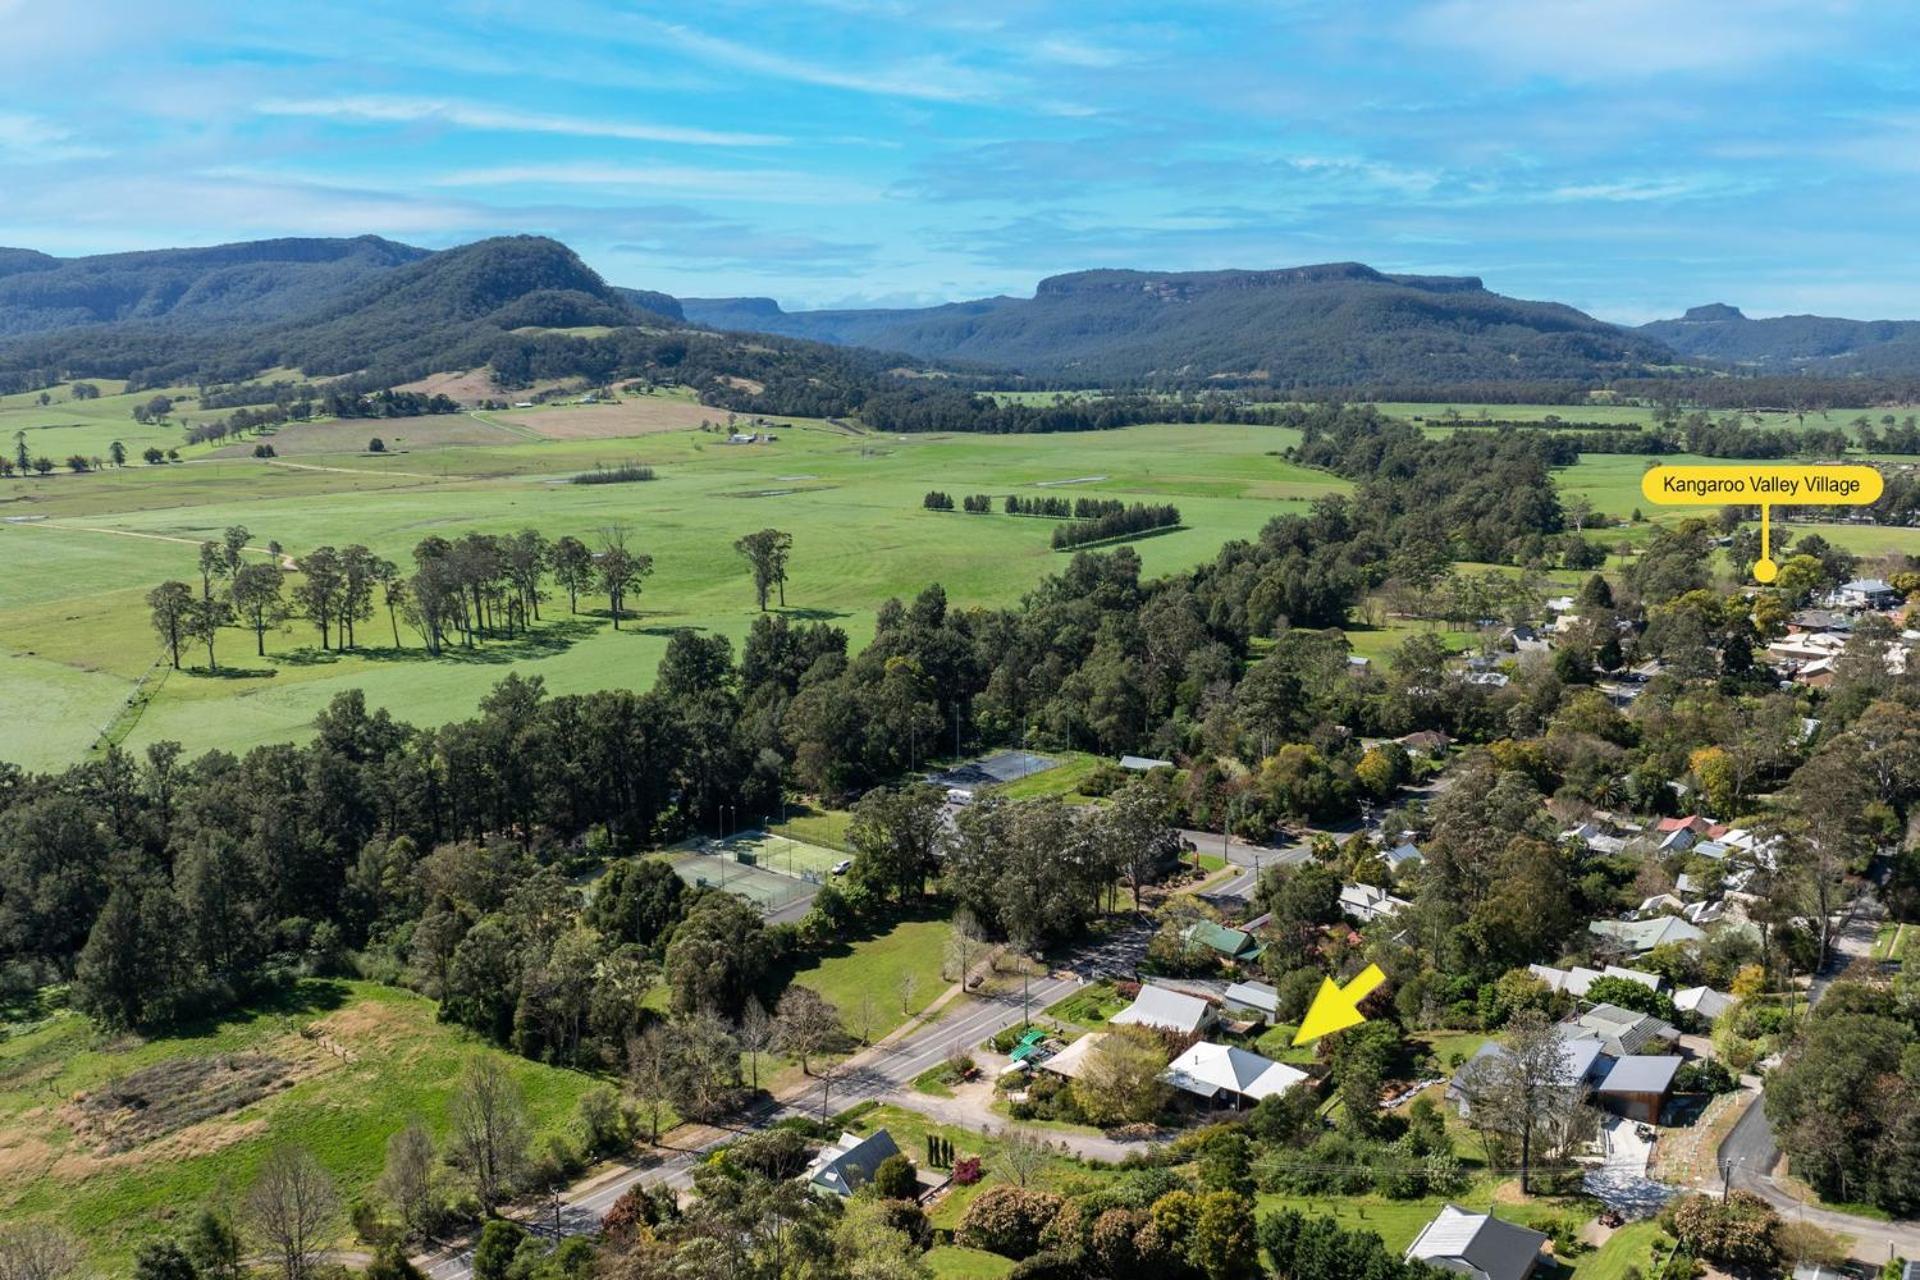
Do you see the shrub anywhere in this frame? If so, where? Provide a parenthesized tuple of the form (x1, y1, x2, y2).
(1666, 1191, 1780, 1269)
(957, 1186, 1066, 1259)
(367, 437, 386, 452)
(1674, 1059, 1737, 1095)
(571, 461, 656, 485)
(871, 1152, 919, 1200)
(952, 1155, 983, 1186)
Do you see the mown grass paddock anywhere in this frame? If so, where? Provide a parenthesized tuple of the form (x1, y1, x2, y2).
(1, 406, 1341, 771)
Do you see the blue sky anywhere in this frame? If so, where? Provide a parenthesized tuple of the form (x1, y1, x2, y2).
(2, 0, 1918, 322)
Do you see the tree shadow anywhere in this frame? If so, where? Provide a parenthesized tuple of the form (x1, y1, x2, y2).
(275, 619, 606, 668)
(186, 664, 277, 680)
(157, 977, 352, 1041)
(774, 607, 851, 622)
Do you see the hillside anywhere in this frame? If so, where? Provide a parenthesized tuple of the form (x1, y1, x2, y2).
(681, 262, 1677, 387)
(0, 236, 896, 412)
(1640, 302, 1920, 374)
(0, 235, 429, 338)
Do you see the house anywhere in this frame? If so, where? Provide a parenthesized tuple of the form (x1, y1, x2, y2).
(1405, 1205, 1549, 1280)
(1589, 915, 1706, 954)
(1674, 986, 1737, 1022)
(1381, 841, 1425, 871)
(1527, 964, 1662, 998)
(1183, 920, 1260, 963)
(1465, 671, 1511, 687)
(1162, 1041, 1309, 1108)
(805, 1129, 903, 1197)
(1634, 893, 1687, 919)
(1397, 730, 1451, 756)
(1339, 882, 1409, 923)
(1109, 984, 1215, 1036)
(1222, 980, 1282, 1022)
(1830, 577, 1902, 610)
(1035, 1032, 1106, 1081)
(1450, 1034, 1606, 1117)
(1595, 1055, 1681, 1124)
(1568, 1004, 1680, 1056)
(1528, 963, 1604, 996)
(1119, 754, 1173, 772)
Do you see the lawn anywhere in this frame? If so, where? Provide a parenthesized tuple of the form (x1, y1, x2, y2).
(1, 413, 1345, 772)
(783, 915, 954, 1044)
(988, 750, 1109, 803)
(1042, 981, 1129, 1029)
(770, 804, 855, 852)
(0, 979, 600, 1268)
(926, 1245, 1013, 1278)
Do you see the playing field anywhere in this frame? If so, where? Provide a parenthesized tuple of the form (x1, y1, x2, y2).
(0, 387, 1344, 771)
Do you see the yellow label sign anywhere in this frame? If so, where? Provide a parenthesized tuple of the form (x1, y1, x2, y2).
(1639, 464, 1883, 507)
(1638, 464, 1884, 584)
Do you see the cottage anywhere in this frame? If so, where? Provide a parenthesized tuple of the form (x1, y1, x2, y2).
(1339, 882, 1409, 923)
(1588, 915, 1706, 954)
(1449, 1034, 1606, 1117)
(1674, 986, 1736, 1022)
(1109, 984, 1215, 1036)
(1595, 1055, 1681, 1124)
(1162, 1041, 1308, 1108)
(1405, 1205, 1549, 1280)
(1526, 964, 1662, 998)
(1182, 920, 1260, 963)
(805, 1129, 903, 1197)
(1381, 841, 1425, 871)
(1830, 577, 1902, 610)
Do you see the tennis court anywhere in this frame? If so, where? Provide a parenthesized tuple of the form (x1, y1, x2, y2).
(719, 829, 849, 880)
(927, 749, 1058, 790)
(665, 849, 818, 913)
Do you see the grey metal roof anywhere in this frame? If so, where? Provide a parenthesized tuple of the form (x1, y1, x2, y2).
(1223, 980, 1281, 1014)
(1405, 1204, 1548, 1280)
(1598, 1055, 1681, 1096)
(808, 1128, 901, 1196)
(1110, 983, 1211, 1033)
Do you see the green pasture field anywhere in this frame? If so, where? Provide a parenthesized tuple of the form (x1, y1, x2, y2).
(0, 412, 1341, 771)
(0, 979, 599, 1267)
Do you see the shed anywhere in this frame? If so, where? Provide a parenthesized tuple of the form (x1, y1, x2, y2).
(1222, 980, 1282, 1021)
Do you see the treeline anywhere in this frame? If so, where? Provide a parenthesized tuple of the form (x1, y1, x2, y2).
(1052, 502, 1182, 549)
(860, 387, 1324, 435)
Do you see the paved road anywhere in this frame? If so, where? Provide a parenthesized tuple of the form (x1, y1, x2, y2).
(1715, 904, 1920, 1261)
(420, 921, 1152, 1278)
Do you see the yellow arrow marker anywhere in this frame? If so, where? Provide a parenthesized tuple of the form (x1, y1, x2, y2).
(1293, 963, 1388, 1046)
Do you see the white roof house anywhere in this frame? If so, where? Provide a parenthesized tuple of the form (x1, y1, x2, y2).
(1405, 1205, 1548, 1280)
(1674, 986, 1737, 1021)
(1109, 984, 1214, 1036)
(1162, 1041, 1308, 1106)
(1340, 882, 1409, 922)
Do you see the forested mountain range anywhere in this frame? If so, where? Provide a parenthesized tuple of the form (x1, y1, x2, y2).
(681, 263, 1677, 388)
(0, 235, 430, 337)
(1640, 302, 1920, 375)
(0, 235, 898, 411)
(7, 231, 1920, 410)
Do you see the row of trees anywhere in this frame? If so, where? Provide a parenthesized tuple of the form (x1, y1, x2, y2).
(141, 520, 810, 670)
(1051, 502, 1182, 550)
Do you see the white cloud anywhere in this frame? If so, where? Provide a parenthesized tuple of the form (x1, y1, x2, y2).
(427, 162, 876, 204)
(0, 112, 107, 162)
(637, 21, 1009, 104)
(1408, 0, 1850, 78)
(255, 96, 784, 147)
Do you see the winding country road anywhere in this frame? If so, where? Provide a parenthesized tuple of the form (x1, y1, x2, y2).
(418, 922, 1152, 1279)
(1715, 904, 1920, 1263)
